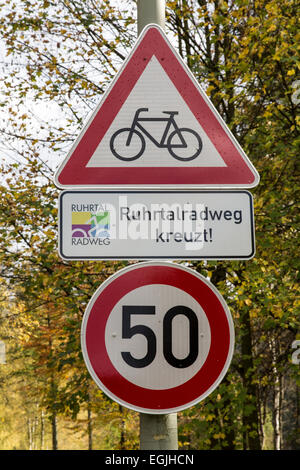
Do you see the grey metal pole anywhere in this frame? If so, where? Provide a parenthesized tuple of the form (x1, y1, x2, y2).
(140, 413, 178, 450)
(137, 0, 166, 35)
(137, 0, 178, 451)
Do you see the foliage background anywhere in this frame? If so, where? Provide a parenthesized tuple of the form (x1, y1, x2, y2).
(0, 0, 299, 450)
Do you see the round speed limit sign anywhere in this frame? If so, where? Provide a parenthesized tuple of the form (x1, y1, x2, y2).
(81, 262, 234, 414)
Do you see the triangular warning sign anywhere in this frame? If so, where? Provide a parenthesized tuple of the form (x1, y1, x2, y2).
(54, 24, 259, 189)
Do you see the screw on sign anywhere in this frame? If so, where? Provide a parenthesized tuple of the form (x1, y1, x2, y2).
(81, 262, 234, 414)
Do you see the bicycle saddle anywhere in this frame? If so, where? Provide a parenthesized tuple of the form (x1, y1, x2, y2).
(162, 111, 179, 115)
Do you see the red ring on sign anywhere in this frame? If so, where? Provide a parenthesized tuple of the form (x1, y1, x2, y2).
(84, 264, 231, 411)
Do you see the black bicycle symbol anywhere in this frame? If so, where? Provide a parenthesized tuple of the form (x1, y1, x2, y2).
(110, 108, 203, 162)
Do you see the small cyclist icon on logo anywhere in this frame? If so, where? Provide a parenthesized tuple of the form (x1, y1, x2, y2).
(110, 108, 203, 162)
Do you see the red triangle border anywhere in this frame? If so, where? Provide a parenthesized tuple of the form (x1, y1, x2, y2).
(55, 25, 259, 188)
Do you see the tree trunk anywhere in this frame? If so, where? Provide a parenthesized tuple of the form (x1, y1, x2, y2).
(51, 413, 57, 450)
(119, 405, 126, 450)
(273, 376, 282, 450)
(210, 266, 236, 449)
(40, 410, 45, 450)
(27, 417, 33, 450)
(87, 398, 93, 450)
(271, 337, 282, 450)
(240, 307, 261, 450)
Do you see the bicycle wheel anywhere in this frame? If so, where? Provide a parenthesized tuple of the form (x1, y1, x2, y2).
(167, 128, 202, 161)
(110, 128, 146, 161)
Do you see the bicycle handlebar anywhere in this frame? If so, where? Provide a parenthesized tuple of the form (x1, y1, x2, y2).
(135, 108, 179, 117)
(133, 108, 149, 122)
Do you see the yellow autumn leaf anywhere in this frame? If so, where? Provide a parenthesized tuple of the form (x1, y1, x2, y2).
(213, 433, 225, 439)
(206, 414, 215, 421)
(206, 85, 215, 96)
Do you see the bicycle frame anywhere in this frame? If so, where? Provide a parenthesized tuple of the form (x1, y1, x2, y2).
(127, 108, 187, 148)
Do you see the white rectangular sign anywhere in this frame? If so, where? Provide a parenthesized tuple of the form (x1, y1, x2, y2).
(58, 191, 255, 260)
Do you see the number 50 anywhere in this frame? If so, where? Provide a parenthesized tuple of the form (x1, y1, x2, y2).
(121, 305, 199, 369)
